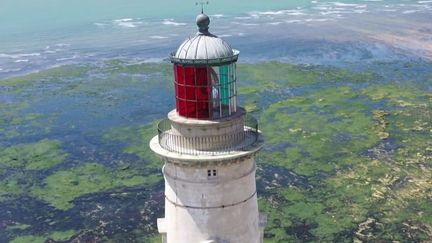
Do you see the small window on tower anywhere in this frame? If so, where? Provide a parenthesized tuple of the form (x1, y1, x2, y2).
(207, 169, 217, 177)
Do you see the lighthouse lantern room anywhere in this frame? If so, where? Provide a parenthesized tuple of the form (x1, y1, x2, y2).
(150, 12, 266, 243)
(171, 14, 239, 119)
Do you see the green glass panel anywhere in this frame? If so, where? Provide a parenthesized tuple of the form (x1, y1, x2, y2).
(220, 65, 230, 106)
(230, 64, 235, 98)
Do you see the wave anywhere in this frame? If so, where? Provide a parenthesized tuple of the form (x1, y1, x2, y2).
(112, 18, 143, 28)
(234, 16, 252, 20)
(304, 18, 330, 22)
(0, 53, 41, 59)
(55, 43, 71, 47)
(210, 14, 224, 18)
(331, 2, 367, 8)
(232, 21, 259, 26)
(267, 22, 283, 25)
(15, 59, 29, 63)
(150, 36, 168, 39)
(0, 68, 22, 73)
(249, 9, 306, 17)
(285, 19, 303, 23)
(56, 55, 79, 61)
(162, 19, 186, 26)
(118, 22, 142, 28)
(114, 18, 134, 22)
(94, 22, 107, 27)
(402, 10, 419, 14)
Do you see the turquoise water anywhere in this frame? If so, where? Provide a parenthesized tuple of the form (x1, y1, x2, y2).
(1, 0, 431, 78)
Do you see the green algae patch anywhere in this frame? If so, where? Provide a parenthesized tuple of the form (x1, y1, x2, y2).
(0, 64, 92, 92)
(147, 234, 163, 243)
(104, 60, 172, 76)
(260, 86, 380, 176)
(0, 139, 67, 170)
(10, 235, 46, 243)
(31, 163, 160, 210)
(373, 110, 390, 139)
(6, 224, 31, 231)
(48, 229, 76, 241)
(0, 176, 25, 201)
(9, 230, 76, 242)
(237, 62, 378, 93)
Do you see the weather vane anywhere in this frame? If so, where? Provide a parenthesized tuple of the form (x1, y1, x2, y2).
(196, 1, 209, 14)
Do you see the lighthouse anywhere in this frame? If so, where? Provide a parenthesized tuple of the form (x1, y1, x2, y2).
(149, 12, 266, 243)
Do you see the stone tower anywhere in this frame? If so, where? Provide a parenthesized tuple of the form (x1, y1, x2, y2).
(149, 13, 266, 243)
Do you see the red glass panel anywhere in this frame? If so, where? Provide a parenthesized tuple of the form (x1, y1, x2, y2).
(177, 84, 186, 99)
(174, 65, 212, 119)
(196, 101, 210, 118)
(184, 67, 195, 86)
(185, 101, 196, 118)
(186, 86, 195, 100)
(177, 99, 187, 115)
(195, 67, 209, 86)
(175, 65, 185, 85)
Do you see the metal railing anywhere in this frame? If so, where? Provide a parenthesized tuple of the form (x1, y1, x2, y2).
(157, 115, 259, 156)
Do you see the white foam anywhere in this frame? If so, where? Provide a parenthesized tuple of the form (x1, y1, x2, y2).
(234, 16, 252, 20)
(55, 43, 70, 47)
(250, 9, 306, 16)
(268, 22, 283, 25)
(304, 18, 330, 22)
(112, 18, 143, 28)
(210, 14, 224, 18)
(218, 34, 233, 37)
(162, 19, 186, 26)
(118, 22, 141, 28)
(418, 0, 432, 3)
(114, 18, 134, 22)
(0, 68, 21, 73)
(285, 19, 303, 23)
(320, 10, 343, 15)
(150, 36, 168, 39)
(56, 55, 78, 61)
(232, 21, 259, 26)
(402, 10, 419, 14)
(331, 2, 367, 8)
(353, 9, 368, 13)
(94, 22, 107, 27)
(0, 53, 41, 59)
(15, 59, 29, 63)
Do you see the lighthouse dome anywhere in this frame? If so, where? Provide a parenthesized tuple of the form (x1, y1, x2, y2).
(173, 14, 238, 62)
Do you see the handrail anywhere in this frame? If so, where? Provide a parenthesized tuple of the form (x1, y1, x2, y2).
(157, 115, 259, 156)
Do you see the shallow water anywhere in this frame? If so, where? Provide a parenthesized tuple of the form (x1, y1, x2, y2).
(1, 59, 431, 242)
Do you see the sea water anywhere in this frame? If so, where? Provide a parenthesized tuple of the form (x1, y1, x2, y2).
(0, 0, 431, 78)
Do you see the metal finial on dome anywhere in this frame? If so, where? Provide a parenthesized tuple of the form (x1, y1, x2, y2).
(196, 13, 210, 33)
(196, 1, 209, 14)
